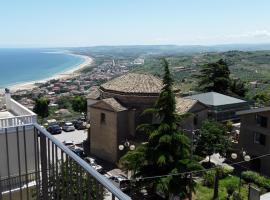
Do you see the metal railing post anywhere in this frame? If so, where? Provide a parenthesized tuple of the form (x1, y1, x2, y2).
(40, 134, 48, 200)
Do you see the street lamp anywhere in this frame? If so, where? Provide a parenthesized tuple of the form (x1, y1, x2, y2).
(182, 129, 200, 200)
(118, 139, 136, 151)
(231, 150, 251, 193)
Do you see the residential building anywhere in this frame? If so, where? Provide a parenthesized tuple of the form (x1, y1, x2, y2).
(185, 92, 249, 121)
(237, 107, 270, 176)
(176, 98, 208, 131)
(88, 73, 208, 163)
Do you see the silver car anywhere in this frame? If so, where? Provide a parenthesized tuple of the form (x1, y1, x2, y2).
(84, 157, 103, 173)
(62, 122, 75, 132)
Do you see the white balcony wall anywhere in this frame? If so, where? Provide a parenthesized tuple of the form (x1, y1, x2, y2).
(0, 126, 36, 179)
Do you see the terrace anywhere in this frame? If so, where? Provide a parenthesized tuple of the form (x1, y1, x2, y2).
(0, 90, 37, 128)
(0, 90, 131, 200)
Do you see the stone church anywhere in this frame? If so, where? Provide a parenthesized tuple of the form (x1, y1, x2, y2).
(87, 73, 208, 163)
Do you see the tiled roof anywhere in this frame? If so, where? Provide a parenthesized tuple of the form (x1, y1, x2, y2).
(184, 92, 246, 106)
(100, 73, 163, 94)
(102, 98, 127, 112)
(176, 98, 198, 114)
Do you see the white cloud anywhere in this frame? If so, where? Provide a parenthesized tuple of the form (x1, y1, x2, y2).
(227, 30, 270, 39)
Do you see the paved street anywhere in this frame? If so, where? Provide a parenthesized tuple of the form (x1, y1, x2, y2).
(54, 129, 87, 144)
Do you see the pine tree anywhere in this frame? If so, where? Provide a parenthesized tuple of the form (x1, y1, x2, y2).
(120, 58, 202, 199)
(195, 59, 231, 94)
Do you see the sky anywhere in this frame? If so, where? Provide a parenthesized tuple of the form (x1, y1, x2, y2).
(1, 0, 270, 47)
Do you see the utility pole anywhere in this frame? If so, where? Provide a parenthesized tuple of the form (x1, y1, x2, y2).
(189, 131, 194, 200)
(183, 129, 199, 200)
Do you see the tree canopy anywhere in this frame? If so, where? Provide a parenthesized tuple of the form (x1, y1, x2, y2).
(71, 96, 87, 114)
(195, 59, 247, 97)
(195, 120, 231, 165)
(120, 58, 201, 199)
(195, 59, 231, 94)
(33, 97, 50, 119)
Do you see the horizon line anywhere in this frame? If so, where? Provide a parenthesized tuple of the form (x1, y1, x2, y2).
(1, 42, 270, 49)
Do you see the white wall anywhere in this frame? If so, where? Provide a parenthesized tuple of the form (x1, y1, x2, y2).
(0, 126, 36, 179)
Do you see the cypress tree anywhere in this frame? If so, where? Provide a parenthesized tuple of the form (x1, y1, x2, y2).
(120, 58, 202, 199)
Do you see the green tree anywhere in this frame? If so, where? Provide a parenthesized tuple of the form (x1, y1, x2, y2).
(195, 120, 231, 165)
(120, 59, 201, 199)
(56, 96, 72, 109)
(196, 120, 232, 200)
(253, 92, 270, 106)
(229, 79, 247, 98)
(33, 97, 50, 122)
(71, 96, 87, 113)
(195, 59, 231, 94)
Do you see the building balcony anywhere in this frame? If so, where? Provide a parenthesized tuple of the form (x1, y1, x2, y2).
(0, 91, 37, 128)
(0, 91, 131, 200)
(0, 123, 131, 200)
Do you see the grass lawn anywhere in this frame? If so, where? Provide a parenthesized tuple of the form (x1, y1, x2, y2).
(193, 176, 249, 200)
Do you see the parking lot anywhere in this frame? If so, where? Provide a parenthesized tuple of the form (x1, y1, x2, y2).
(54, 129, 87, 144)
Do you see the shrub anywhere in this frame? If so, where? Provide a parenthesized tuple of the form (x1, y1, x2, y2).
(203, 166, 234, 187)
(203, 170, 215, 187)
(220, 165, 234, 178)
(242, 171, 270, 190)
(232, 192, 243, 200)
(226, 182, 235, 198)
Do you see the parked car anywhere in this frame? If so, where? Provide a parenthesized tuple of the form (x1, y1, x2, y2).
(84, 157, 103, 173)
(62, 122, 75, 132)
(74, 120, 87, 130)
(109, 175, 130, 192)
(47, 125, 62, 135)
(63, 140, 75, 147)
(78, 116, 86, 122)
(70, 147, 86, 158)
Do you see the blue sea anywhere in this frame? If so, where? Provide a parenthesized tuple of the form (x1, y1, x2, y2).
(0, 48, 84, 88)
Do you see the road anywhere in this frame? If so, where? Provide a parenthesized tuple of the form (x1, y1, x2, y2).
(54, 129, 87, 144)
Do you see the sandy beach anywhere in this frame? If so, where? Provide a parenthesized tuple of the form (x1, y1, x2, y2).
(4, 53, 93, 93)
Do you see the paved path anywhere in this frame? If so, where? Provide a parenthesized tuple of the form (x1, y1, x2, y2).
(54, 129, 87, 144)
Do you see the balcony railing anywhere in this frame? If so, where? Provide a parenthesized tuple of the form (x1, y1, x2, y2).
(0, 94, 37, 128)
(0, 115, 37, 128)
(0, 124, 131, 200)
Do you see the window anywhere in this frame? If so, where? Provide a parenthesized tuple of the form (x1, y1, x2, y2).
(100, 113, 106, 123)
(256, 114, 268, 128)
(254, 132, 266, 145)
(193, 115, 198, 126)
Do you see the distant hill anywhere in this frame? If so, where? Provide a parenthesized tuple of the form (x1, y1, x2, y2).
(71, 44, 270, 56)
(72, 45, 270, 99)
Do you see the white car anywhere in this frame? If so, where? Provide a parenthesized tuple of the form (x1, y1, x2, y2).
(62, 122, 75, 132)
(109, 175, 130, 191)
(63, 140, 75, 147)
(84, 157, 103, 173)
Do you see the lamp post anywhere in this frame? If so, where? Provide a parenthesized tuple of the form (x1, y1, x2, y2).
(118, 139, 136, 151)
(231, 150, 251, 194)
(182, 129, 200, 200)
(119, 139, 136, 180)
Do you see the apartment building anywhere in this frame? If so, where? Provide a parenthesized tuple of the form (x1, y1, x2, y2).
(237, 107, 270, 176)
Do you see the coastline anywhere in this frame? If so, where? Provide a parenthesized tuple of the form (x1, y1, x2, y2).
(2, 53, 93, 93)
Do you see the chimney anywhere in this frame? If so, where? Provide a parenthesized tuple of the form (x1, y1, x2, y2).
(4, 88, 11, 109)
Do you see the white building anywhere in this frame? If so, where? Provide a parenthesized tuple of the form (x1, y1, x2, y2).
(0, 89, 37, 196)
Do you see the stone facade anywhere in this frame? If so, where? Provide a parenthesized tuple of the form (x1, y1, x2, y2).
(87, 73, 208, 163)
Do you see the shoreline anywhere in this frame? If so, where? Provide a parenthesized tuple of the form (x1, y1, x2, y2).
(1, 53, 93, 94)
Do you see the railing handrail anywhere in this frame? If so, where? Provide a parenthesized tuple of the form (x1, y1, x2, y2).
(34, 123, 131, 200)
(0, 114, 36, 120)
